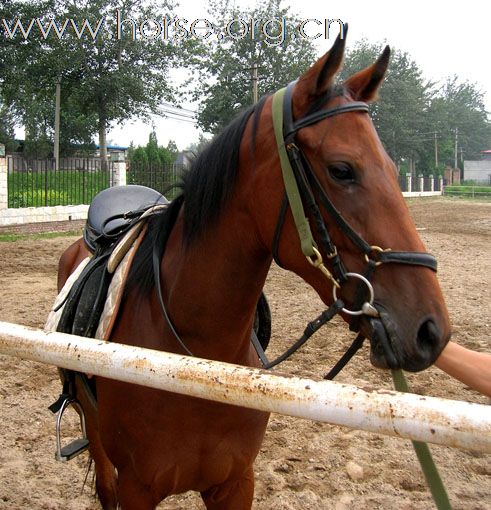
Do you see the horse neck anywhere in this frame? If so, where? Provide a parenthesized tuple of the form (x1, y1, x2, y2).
(161, 196, 271, 363)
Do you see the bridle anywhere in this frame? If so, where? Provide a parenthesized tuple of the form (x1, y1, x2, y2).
(262, 81, 438, 371)
(154, 80, 439, 374)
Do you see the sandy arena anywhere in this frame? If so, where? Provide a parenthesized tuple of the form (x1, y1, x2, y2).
(0, 197, 490, 509)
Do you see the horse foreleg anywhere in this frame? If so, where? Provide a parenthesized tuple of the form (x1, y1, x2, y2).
(116, 468, 157, 510)
(74, 377, 118, 510)
(200, 466, 255, 510)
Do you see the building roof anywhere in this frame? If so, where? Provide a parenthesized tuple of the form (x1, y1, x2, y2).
(95, 145, 129, 151)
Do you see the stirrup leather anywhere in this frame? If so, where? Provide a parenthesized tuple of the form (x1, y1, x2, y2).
(54, 396, 90, 461)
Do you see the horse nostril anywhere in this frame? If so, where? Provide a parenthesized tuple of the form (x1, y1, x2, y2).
(417, 319, 441, 356)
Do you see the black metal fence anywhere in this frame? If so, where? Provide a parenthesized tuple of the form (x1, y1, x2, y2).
(7, 155, 448, 210)
(7, 156, 112, 208)
(127, 163, 185, 200)
(397, 174, 442, 193)
(398, 174, 408, 192)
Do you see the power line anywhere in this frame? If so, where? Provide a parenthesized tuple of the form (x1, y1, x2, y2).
(157, 110, 198, 124)
(159, 102, 197, 115)
(158, 108, 196, 119)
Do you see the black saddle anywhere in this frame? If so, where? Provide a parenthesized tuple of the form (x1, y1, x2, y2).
(57, 185, 168, 340)
(84, 184, 168, 252)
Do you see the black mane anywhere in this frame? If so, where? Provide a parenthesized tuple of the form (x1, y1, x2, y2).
(127, 83, 342, 294)
(127, 97, 268, 293)
(179, 101, 259, 244)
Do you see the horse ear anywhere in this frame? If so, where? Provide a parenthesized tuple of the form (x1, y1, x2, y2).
(292, 27, 347, 116)
(344, 45, 391, 102)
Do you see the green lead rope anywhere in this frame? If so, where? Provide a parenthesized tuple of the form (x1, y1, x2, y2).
(391, 370, 452, 509)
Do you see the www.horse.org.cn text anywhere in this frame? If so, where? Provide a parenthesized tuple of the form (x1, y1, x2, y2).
(1, 12, 346, 46)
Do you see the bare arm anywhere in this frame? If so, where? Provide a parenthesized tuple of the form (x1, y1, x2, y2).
(435, 341, 491, 398)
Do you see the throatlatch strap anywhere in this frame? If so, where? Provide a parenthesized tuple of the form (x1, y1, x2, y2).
(272, 88, 316, 259)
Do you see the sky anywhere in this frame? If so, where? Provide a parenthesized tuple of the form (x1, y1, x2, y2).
(104, 0, 491, 150)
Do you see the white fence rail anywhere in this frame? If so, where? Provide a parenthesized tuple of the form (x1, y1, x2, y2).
(0, 321, 490, 453)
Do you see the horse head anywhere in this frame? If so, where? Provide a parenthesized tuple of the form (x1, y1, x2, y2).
(250, 33, 451, 372)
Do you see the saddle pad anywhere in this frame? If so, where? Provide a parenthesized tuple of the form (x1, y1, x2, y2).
(44, 257, 91, 334)
(45, 227, 146, 341)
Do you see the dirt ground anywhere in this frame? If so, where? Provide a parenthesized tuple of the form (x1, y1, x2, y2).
(0, 197, 489, 509)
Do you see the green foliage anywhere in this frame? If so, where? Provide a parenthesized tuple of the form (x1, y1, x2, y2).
(445, 184, 490, 192)
(339, 41, 434, 167)
(0, 230, 81, 242)
(165, 140, 179, 160)
(131, 146, 149, 166)
(0, 0, 181, 157)
(129, 131, 177, 167)
(192, 0, 317, 134)
(0, 100, 17, 150)
(427, 77, 491, 163)
(9, 188, 69, 207)
(146, 130, 161, 165)
(2, 0, 489, 171)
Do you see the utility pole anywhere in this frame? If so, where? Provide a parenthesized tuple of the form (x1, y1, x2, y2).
(54, 77, 61, 171)
(251, 63, 258, 104)
(434, 131, 438, 168)
(454, 127, 458, 169)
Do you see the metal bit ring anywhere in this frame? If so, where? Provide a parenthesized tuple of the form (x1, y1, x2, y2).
(332, 272, 376, 316)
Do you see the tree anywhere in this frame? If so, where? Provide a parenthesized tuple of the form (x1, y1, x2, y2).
(0, 100, 19, 152)
(146, 130, 162, 166)
(192, 0, 318, 134)
(131, 146, 148, 166)
(339, 40, 434, 171)
(129, 132, 176, 167)
(427, 77, 491, 168)
(0, 0, 182, 162)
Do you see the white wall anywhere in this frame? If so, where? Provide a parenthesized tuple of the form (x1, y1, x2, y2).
(463, 160, 491, 183)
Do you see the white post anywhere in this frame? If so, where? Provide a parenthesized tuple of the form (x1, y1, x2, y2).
(0, 146, 7, 210)
(110, 151, 127, 187)
(429, 174, 434, 192)
(418, 174, 424, 192)
(0, 321, 490, 453)
(439, 176, 444, 193)
(406, 173, 412, 192)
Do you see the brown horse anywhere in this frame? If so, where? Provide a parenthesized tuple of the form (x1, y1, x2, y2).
(57, 33, 451, 509)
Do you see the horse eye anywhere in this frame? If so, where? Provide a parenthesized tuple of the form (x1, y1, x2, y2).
(328, 163, 355, 183)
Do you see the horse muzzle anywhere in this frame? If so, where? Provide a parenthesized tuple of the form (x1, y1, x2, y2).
(365, 304, 446, 372)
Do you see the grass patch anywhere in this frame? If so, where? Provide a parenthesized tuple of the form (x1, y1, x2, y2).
(443, 185, 491, 200)
(445, 185, 491, 193)
(0, 230, 81, 243)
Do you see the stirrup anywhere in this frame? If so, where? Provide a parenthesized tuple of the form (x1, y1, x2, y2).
(54, 396, 90, 461)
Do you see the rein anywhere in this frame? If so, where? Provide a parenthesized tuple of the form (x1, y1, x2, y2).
(150, 84, 450, 508)
(154, 82, 438, 371)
